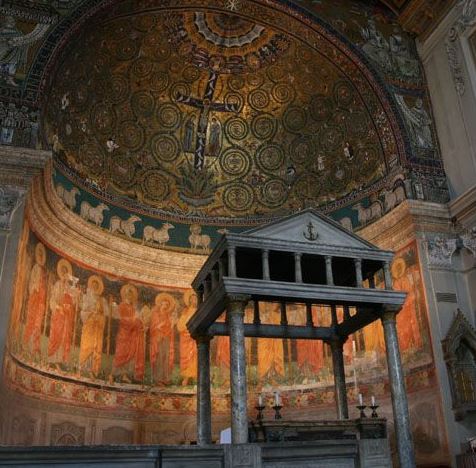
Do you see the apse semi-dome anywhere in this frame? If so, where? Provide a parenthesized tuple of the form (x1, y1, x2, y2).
(44, 0, 404, 222)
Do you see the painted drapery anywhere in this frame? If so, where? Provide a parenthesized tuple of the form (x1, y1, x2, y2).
(7, 228, 432, 392)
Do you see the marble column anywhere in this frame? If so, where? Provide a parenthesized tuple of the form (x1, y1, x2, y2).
(325, 256, 334, 285)
(294, 252, 302, 283)
(196, 336, 212, 445)
(381, 310, 416, 468)
(383, 261, 393, 290)
(227, 295, 250, 444)
(262, 250, 270, 280)
(228, 247, 237, 278)
(354, 258, 363, 287)
(329, 337, 349, 419)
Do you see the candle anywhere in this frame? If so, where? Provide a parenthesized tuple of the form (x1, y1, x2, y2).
(352, 340, 356, 354)
(371, 395, 376, 407)
(258, 394, 263, 407)
(358, 393, 363, 406)
(274, 391, 280, 406)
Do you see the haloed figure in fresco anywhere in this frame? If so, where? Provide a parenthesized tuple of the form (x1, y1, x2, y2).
(150, 293, 176, 385)
(293, 304, 324, 378)
(257, 303, 285, 382)
(78, 275, 108, 378)
(47, 259, 80, 370)
(23, 243, 47, 356)
(111, 284, 145, 383)
(177, 290, 198, 386)
(392, 257, 423, 352)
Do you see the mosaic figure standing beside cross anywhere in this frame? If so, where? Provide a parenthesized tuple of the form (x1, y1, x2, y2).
(176, 70, 238, 171)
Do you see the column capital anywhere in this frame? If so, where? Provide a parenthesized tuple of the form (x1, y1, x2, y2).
(226, 294, 251, 311)
(327, 334, 347, 349)
(195, 335, 212, 344)
(381, 305, 401, 322)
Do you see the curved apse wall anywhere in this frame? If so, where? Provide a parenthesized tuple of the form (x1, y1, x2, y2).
(1, 168, 449, 463)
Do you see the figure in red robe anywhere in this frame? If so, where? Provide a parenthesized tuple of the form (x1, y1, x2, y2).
(293, 305, 324, 375)
(177, 290, 197, 386)
(392, 258, 423, 352)
(47, 259, 79, 367)
(23, 243, 47, 355)
(150, 293, 176, 385)
(112, 284, 145, 383)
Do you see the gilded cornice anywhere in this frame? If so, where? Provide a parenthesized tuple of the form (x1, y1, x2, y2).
(27, 162, 205, 288)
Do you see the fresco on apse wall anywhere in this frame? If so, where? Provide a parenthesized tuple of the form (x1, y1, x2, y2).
(4, 228, 449, 460)
(7, 222, 433, 397)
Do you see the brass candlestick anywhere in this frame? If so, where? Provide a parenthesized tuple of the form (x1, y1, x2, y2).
(272, 404, 283, 420)
(357, 405, 367, 418)
(370, 405, 379, 418)
(255, 405, 265, 421)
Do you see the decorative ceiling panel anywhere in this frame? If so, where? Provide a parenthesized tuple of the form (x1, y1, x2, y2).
(43, 0, 406, 223)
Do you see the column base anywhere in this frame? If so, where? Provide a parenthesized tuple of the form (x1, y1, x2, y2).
(224, 444, 261, 468)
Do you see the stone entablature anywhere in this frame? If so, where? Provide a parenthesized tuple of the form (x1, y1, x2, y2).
(0, 146, 50, 231)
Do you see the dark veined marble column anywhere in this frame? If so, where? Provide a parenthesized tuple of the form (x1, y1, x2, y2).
(227, 295, 250, 444)
(354, 258, 363, 287)
(381, 309, 416, 468)
(196, 336, 212, 445)
(329, 337, 349, 419)
(383, 261, 393, 290)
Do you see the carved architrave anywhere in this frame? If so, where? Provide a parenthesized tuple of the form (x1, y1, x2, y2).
(50, 421, 85, 446)
(0, 146, 50, 230)
(442, 310, 476, 421)
(446, 0, 476, 96)
(426, 235, 458, 268)
(0, 146, 51, 188)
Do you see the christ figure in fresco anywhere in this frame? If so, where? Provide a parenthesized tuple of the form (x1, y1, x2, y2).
(47, 259, 80, 369)
(149, 293, 176, 385)
(78, 275, 108, 378)
(392, 257, 423, 352)
(177, 290, 198, 386)
(111, 284, 145, 383)
(257, 303, 284, 382)
(292, 304, 324, 377)
(23, 243, 47, 355)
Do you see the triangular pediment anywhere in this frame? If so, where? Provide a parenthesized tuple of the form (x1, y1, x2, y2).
(243, 209, 377, 250)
